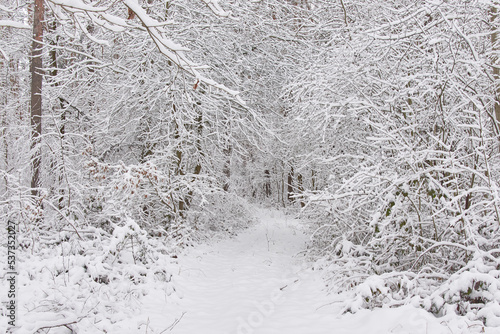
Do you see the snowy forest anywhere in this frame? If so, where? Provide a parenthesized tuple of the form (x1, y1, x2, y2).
(1, 0, 500, 333)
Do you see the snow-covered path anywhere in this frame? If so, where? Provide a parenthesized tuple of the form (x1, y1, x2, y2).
(142, 208, 489, 334)
(166, 209, 331, 334)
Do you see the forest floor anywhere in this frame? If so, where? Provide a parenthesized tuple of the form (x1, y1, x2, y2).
(136, 208, 490, 334)
(3, 208, 494, 333)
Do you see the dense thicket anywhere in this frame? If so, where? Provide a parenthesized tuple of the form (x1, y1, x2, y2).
(1, 0, 263, 330)
(286, 0, 500, 326)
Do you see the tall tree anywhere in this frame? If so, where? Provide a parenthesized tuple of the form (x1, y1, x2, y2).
(30, 0, 44, 198)
(490, 3, 500, 137)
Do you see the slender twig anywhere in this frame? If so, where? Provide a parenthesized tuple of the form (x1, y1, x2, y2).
(340, 0, 348, 27)
(34, 320, 78, 332)
(159, 312, 186, 333)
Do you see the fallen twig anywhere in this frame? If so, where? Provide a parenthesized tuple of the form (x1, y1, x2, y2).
(160, 311, 186, 333)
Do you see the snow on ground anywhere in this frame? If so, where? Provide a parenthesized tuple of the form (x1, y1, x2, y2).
(2, 207, 496, 333)
(140, 208, 495, 334)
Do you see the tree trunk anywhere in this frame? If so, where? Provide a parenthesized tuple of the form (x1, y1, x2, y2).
(490, 5, 500, 136)
(222, 145, 231, 192)
(172, 104, 185, 214)
(287, 166, 294, 202)
(281, 173, 285, 207)
(185, 107, 204, 207)
(297, 173, 304, 207)
(264, 169, 271, 197)
(30, 0, 44, 198)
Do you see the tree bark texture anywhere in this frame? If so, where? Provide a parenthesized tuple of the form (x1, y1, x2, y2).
(30, 0, 44, 198)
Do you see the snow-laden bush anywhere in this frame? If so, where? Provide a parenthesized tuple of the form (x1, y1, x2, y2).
(86, 157, 255, 240)
(0, 149, 256, 332)
(426, 254, 500, 326)
(0, 216, 179, 333)
(295, 1, 500, 326)
(306, 153, 500, 324)
(186, 191, 256, 235)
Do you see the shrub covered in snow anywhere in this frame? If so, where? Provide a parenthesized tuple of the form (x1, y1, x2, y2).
(295, 1, 500, 327)
(0, 216, 180, 333)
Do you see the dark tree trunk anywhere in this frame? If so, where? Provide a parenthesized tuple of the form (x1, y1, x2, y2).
(281, 173, 285, 207)
(30, 0, 44, 198)
(172, 104, 185, 214)
(297, 173, 305, 207)
(222, 146, 231, 192)
(264, 169, 271, 197)
(287, 166, 294, 202)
